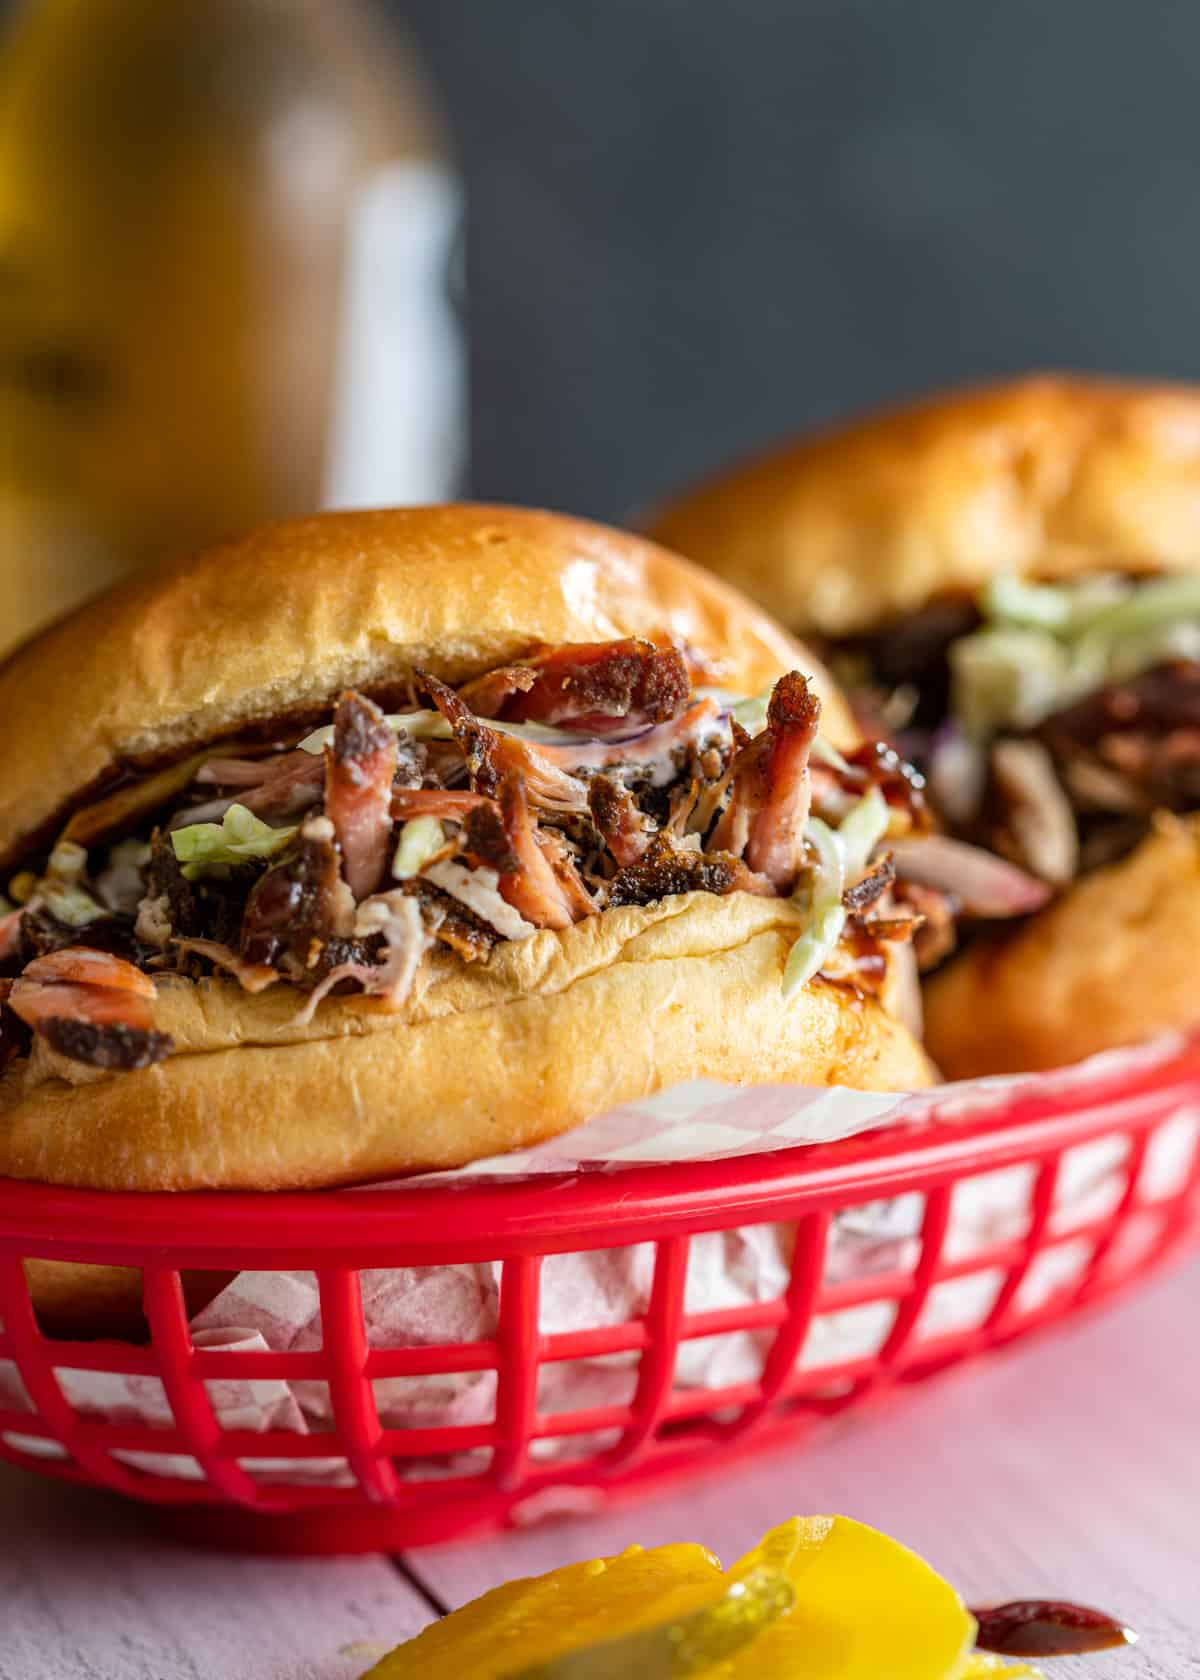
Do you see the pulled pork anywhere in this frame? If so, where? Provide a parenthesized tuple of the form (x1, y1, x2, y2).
(0, 640, 925, 1071)
(1037, 660, 1200, 821)
(837, 587, 1200, 951)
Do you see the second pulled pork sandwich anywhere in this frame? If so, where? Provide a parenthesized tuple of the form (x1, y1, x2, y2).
(0, 505, 935, 1210)
(649, 375, 1200, 1075)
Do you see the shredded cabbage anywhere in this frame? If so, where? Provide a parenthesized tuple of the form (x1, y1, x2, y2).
(835, 785, 890, 879)
(809, 735, 853, 772)
(1099, 618, 1200, 683)
(391, 817, 445, 879)
(781, 901, 847, 998)
(696, 686, 770, 734)
(171, 804, 298, 880)
(958, 573, 1200, 736)
(40, 884, 106, 927)
(805, 816, 846, 903)
(782, 789, 890, 999)
(951, 627, 1077, 735)
(983, 574, 1078, 631)
(17, 846, 108, 926)
(1072, 572, 1200, 641)
(34, 839, 108, 927)
(983, 573, 1128, 634)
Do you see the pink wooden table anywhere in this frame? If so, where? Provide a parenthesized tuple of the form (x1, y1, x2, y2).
(3, 1250, 1196, 1678)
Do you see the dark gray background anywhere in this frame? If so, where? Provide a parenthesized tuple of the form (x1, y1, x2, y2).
(398, 1, 1200, 523)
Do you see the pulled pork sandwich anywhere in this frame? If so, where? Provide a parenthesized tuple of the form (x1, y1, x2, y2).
(0, 506, 935, 1228)
(648, 375, 1200, 1076)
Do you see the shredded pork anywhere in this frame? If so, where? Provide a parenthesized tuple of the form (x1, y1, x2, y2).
(0, 639, 926, 1071)
(831, 584, 1200, 973)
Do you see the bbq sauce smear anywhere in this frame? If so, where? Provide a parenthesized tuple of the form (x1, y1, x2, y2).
(971, 1599, 1136, 1657)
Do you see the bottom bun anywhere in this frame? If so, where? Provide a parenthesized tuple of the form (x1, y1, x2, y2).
(0, 892, 934, 1194)
(925, 812, 1200, 1077)
(23, 1261, 232, 1341)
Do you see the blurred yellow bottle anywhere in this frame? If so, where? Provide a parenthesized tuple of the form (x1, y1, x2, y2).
(0, 0, 465, 651)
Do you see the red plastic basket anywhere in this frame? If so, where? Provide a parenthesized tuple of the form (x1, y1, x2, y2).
(2, 1042, 1199, 1555)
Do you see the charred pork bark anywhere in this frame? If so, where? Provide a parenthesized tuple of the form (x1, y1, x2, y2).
(40, 1017, 173, 1070)
(608, 835, 770, 907)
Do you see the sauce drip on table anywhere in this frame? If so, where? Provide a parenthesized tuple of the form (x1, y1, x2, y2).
(970, 1600, 1137, 1657)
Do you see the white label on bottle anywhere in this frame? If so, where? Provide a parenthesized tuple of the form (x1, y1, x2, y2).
(322, 160, 466, 509)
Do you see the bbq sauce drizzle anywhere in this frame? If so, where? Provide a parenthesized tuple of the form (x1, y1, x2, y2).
(970, 1599, 1136, 1657)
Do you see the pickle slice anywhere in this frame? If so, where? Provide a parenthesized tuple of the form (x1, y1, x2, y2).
(719, 1516, 976, 1679)
(364, 1517, 983, 1680)
(511, 1564, 795, 1680)
(364, 1543, 728, 1679)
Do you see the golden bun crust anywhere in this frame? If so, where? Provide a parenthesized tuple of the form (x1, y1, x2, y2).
(24, 1261, 231, 1340)
(0, 503, 853, 868)
(0, 891, 934, 1192)
(646, 374, 1200, 635)
(925, 813, 1200, 1076)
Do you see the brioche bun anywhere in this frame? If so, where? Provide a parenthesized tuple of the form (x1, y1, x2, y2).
(925, 814, 1200, 1077)
(646, 375, 1200, 635)
(0, 503, 855, 870)
(0, 506, 932, 1233)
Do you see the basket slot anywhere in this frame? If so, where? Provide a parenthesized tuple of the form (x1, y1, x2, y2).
(2, 1337, 162, 1377)
(1133, 1190, 1200, 1276)
(899, 1325, 1001, 1377)
(492, 1254, 543, 1489)
(738, 1209, 831, 1430)
(677, 1296, 786, 1340)
(60, 1419, 197, 1454)
(181, 1426, 355, 1461)
(933, 1238, 1032, 1281)
(141, 1267, 263, 1505)
(868, 1184, 952, 1383)
(814, 1267, 915, 1313)
(316, 1269, 398, 1504)
(376, 1421, 496, 1459)
(366, 1340, 499, 1379)
(534, 1402, 637, 1441)
(1070, 1128, 1150, 1308)
(970, 1155, 1063, 1338)
(1060, 1157, 1200, 1315)
(665, 1380, 762, 1422)
(190, 1349, 331, 1381)
(539, 1322, 650, 1363)
(786, 1351, 883, 1398)
(599, 1233, 689, 1469)
(935, 1196, 1175, 1283)
(0, 1258, 146, 1495)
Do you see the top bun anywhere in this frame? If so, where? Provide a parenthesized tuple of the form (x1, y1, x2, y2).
(646, 374, 1200, 637)
(0, 504, 852, 869)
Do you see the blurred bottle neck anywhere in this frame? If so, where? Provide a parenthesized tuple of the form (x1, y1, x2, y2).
(0, 0, 465, 654)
